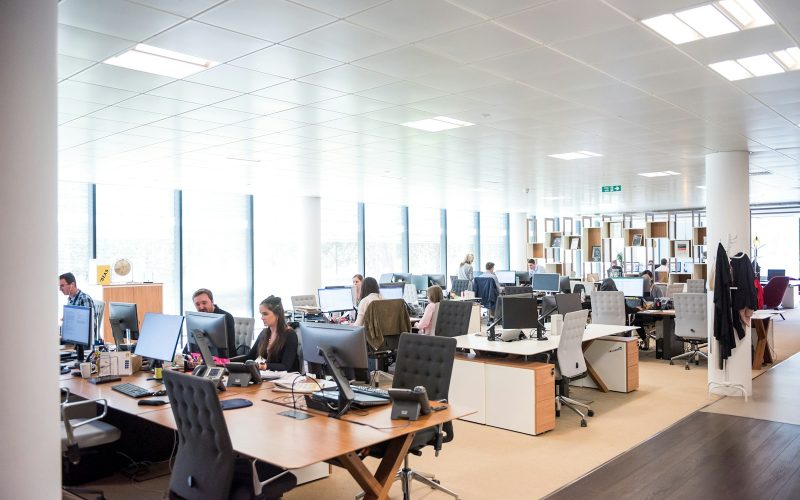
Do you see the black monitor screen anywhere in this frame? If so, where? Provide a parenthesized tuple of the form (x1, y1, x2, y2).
(559, 276, 572, 293)
(380, 283, 404, 300)
(515, 271, 531, 284)
(409, 275, 428, 293)
(500, 296, 538, 329)
(496, 271, 516, 285)
(532, 273, 560, 292)
(299, 323, 368, 370)
(612, 278, 644, 298)
(393, 273, 412, 283)
(134, 313, 185, 363)
(318, 287, 354, 312)
(62, 305, 92, 347)
(185, 311, 228, 357)
(428, 274, 447, 288)
(767, 269, 785, 280)
(109, 302, 139, 340)
(555, 293, 583, 316)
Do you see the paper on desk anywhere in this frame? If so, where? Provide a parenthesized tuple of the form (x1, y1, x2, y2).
(259, 369, 289, 380)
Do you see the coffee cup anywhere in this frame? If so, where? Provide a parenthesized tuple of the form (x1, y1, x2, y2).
(79, 362, 92, 378)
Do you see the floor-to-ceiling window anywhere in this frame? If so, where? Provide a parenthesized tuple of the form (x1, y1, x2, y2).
(364, 203, 404, 279)
(409, 207, 442, 274)
(447, 210, 478, 277)
(752, 214, 800, 279)
(320, 200, 360, 286)
(58, 181, 92, 285)
(480, 212, 508, 270)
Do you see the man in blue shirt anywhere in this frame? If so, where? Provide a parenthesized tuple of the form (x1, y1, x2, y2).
(527, 258, 545, 277)
(59, 272, 97, 341)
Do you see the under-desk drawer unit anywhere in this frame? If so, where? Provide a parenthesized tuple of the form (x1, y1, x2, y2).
(451, 357, 486, 424)
(573, 337, 638, 393)
(484, 361, 555, 435)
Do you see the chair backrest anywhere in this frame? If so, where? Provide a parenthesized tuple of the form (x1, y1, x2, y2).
(656, 271, 669, 283)
(291, 294, 318, 309)
(451, 279, 470, 295)
(763, 276, 792, 308)
(233, 316, 255, 355)
(666, 283, 686, 297)
(435, 300, 473, 337)
(163, 370, 234, 500)
(503, 286, 532, 295)
(556, 309, 590, 379)
(559, 276, 572, 293)
(590, 291, 626, 325)
(673, 293, 707, 341)
(686, 279, 705, 293)
(363, 299, 411, 351)
(392, 334, 457, 401)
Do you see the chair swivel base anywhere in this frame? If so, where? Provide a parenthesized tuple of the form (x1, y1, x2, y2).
(355, 456, 459, 500)
(556, 396, 594, 428)
(670, 347, 708, 370)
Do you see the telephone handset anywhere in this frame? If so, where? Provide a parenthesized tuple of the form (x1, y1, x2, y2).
(191, 365, 226, 391)
(225, 360, 262, 387)
(388, 386, 432, 421)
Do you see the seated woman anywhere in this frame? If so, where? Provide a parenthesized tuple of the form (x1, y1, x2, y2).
(417, 285, 443, 335)
(353, 277, 381, 327)
(244, 295, 299, 372)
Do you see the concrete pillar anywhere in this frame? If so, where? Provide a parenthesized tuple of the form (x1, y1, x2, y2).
(299, 196, 322, 294)
(509, 212, 528, 270)
(0, 0, 61, 496)
(705, 151, 751, 396)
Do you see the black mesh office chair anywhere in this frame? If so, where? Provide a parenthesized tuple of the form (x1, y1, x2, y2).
(434, 300, 473, 337)
(163, 370, 296, 500)
(357, 334, 459, 500)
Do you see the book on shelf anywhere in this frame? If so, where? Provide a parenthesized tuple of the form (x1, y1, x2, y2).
(632, 234, 642, 246)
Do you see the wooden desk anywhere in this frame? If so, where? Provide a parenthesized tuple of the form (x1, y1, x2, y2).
(751, 310, 780, 370)
(62, 371, 472, 500)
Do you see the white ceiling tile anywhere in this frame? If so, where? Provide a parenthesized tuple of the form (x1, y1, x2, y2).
(477, 47, 582, 83)
(70, 63, 175, 93)
(116, 94, 203, 114)
(354, 46, 461, 79)
(554, 24, 669, 66)
(59, 112, 82, 125)
(88, 106, 169, 125)
(268, 106, 349, 124)
(179, 106, 260, 125)
(58, 97, 108, 116)
(58, 55, 97, 80)
(316, 116, 392, 133)
(408, 66, 507, 93)
(736, 71, 800, 95)
(314, 95, 394, 114)
(419, 22, 538, 63)
(631, 66, 723, 95)
(196, 0, 336, 42)
(593, 48, 700, 82)
(185, 64, 286, 93)
(147, 80, 241, 104)
(459, 82, 548, 105)
(285, 125, 352, 140)
(237, 116, 304, 132)
(604, 0, 701, 21)
(283, 21, 402, 62)
(289, 0, 389, 18)
(57, 24, 135, 62)
(204, 125, 270, 139)
(151, 116, 222, 132)
(58, 0, 182, 41)
(680, 25, 794, 65)
(348, 0, 482, 43)
(230, 45, 341, 79)
(408, 95, 487, 115)
(67, 116, 136, 133)
(59, 80, 137, 105)
(298, 65, 397, 93)
(448, 0, 551, 18)
(253, 81, 345, 105)
(147, 20, 271, 62)
(357, 82, 447, 105)
(127, 0, 225, 18)
(215, 94, 297, 114)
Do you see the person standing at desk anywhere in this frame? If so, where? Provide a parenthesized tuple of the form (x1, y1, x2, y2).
(243, 296, 299, 372)
(354, 277, 382, 327)
(416, 285, 443, 335)
(59, 272, 98, 340)
(457, 253, 475, 282)
(192, 288, 236, 359)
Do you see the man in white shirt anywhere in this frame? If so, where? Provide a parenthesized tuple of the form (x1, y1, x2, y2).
(655, 258, 669, 273)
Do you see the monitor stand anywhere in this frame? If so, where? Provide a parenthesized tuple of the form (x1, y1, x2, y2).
(192, 331, 217, 368)
(318, 345, 354, 418)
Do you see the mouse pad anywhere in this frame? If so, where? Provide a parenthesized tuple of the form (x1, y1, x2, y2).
(220, 398, 253, 411)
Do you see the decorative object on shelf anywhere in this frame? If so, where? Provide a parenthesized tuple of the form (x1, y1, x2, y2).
(632, 234, 642, 246)
(675, 240, 691, 259)
(551, 236, 562, 248)
(591, 246, 601, 262)
(113, 258, 132, 281)
(610, 222, 622, 238)
(570, 238, 580, 250)
(96, 264, 111, 285)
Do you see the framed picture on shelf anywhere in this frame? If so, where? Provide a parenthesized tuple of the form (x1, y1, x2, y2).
(675, 240, 691, 259)
(632, 234, 642, 246)
(570, 238, 580, 250)
(610, 222, 622, 238)
(591, 246, 601, 262)
(551, 236, 562, 248)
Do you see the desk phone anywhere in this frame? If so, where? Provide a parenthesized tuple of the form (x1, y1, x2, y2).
(191, 365, 226, 391)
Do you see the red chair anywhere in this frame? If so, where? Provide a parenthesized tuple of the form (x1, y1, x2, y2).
(762, 276, 792, 320)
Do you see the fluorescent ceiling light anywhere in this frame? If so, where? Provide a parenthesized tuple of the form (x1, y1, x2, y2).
(717, 0, 774, 29)
(709, 60, 752, 80)
(638, 171, 681, 177)
(773, 47, 800, 70)
(104, 44, 217, 78)
(402, 116, 474, 132)
(737, 54, 784, 76)
(697, 185, 707, 189)
(676, 5, 739, 38)
(642, 14, 702, 44)
(548, 150, 603, 160)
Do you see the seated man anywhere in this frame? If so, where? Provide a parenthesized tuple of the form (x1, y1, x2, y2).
(480, 262, 504, 295)
(192, 288, 236, 358)
(59, 272, 97, 341)
(527, 258, 545, 277)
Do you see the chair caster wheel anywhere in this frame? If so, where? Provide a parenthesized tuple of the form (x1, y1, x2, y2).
(695, 360, 700, 365)
(685, 365, 690, 370)
(669, 361, 674, 365)
(580, 419, 587, 427)
(588, 410, 594, 417)
(432, 479, 440, 485)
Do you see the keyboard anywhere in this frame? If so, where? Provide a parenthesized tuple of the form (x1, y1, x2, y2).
(351, 385, 390, 399)
(311, 390, 391, 408)
(112, 383, 154, 398)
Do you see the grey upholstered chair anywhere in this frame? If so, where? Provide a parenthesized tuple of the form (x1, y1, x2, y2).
(686, 279, 706, 294)
(666, 283, 687, 297)
(671, 293, 708, 369)
(434, 300, 473, 337)
(163, 370, 296, 500)
(233, 316, 255, 356)
(590, 291, 626, 326)
(555, 309, 593, 427)
(290, 294, 317, 309)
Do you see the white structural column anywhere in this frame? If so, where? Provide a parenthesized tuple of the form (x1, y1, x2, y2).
(0, 0, 61, 496)
(705, 151, 752, 397)
(299, 196, 322, 293)
(509, 212, 528, 269)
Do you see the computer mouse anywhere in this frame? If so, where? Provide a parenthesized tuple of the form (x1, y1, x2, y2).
(151, 389, 167, 396)
(138, 399, 167, 406)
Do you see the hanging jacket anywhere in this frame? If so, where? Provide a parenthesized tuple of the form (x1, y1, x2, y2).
(712, 243, 735, 369)
(731, 252, 758, 332)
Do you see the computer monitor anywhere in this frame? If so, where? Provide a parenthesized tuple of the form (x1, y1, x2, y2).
(428, 274, 447, 289)
(134, 313, 184, 363)
(393, 272, 412, 283)
(559, 276, 572, 293)
(185, 311, 229, 365)
(318, 287, 355, 313)
(378, 273, 395, 284)
(532, 273, 560, 293)
(62, 305, 92, 362)
(767, 269, 785, 280)
(403, 283, 420, 306)
(380, 282, 404, 300)
(499, 295, 538, 329)
(496, 270, 516, 286)
(515, 271, 531, 285)
(409, 274, 428, 293)
(108, 302, 139, 347)
(612, 278, 644, 298)
(555, 293, 583, 316)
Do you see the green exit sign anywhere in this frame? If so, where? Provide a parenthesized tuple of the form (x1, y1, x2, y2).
(602, 185, 622, 193)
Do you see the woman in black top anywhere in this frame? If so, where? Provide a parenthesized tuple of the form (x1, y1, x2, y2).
(245, 295, 299, 372)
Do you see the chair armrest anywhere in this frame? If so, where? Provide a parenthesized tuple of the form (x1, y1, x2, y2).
(62, 399, 110, 454)
(61, 387, 71, 404)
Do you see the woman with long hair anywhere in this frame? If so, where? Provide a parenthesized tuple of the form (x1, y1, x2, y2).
(244, 295, 299, 372)
(353, 277, 381, 327)
(457, 253, 475, 282)
(417, 285, 443, 335)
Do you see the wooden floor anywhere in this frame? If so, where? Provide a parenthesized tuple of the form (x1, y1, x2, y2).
(546, 411, 800, 500)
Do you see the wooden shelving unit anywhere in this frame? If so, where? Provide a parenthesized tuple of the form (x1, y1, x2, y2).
(645, 221, 669, 239)
(692, 263, 707, 280)
(528, 242, 544, 259)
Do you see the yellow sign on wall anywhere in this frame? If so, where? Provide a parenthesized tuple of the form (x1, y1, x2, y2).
(96, 265, 111, 285)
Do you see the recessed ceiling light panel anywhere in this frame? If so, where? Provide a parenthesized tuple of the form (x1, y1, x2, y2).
(737, 54, 784, 76)
(402, 116, 475, 132)
(104, 44, 217, 78)
(638, 171, 681, 177)
(675, 5, 739, 38)
(548, 150, 603, 160)
(642, 14, 702, 44)
(717, 0, 774, 29)
(642, 1, 774, 44)
(709, 60, 752, 80)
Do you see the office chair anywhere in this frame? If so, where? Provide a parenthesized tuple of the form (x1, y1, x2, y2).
(504, 285, 533, 296)
(656, 271, 669, 283)
(163, 370, 296, 500)
(356, 334, 459, 500)
(362, 299, 411, 386)
(763, 276, 792, 319)
(450, 278, 470, 296)
(290, 294, 321, 321)
(555, 309, 593, 427)
(60, 388, 121, 499)
(434, 300, 473, 337)
(671, 293, 708, 369)
(233, 316, 255, 356)
(559, 276, 572, 293)
(472, 276, 499, 319)
(590, 291, 626, 326)
(666, 283, 686, 298)
(686, 279, 705, 294)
